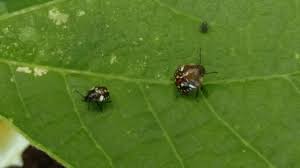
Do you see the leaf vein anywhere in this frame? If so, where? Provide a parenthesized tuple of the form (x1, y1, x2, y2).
(202, 94, 276, 168)
(58, 128, 83, 147)
(152, 0, 199, 22)
(0, 0, 68, 21)
(284, 76, 300, 94)
(138, 84, 185, 168)
(62, 73, 115, 168)
(6, 63, 74, 168)
(7, 64, 32, 118)
(205, 73, 299, 85)
(1, 58, 300, 86)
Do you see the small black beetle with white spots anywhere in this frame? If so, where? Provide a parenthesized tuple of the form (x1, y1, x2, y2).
(200, 21, 208, 33)
(76, 86, 111, 111)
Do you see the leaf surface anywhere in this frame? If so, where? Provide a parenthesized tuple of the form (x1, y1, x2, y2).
(0, 0, 300, 167)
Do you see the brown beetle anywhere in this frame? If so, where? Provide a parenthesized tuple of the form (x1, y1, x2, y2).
(174, 49, 216, 96)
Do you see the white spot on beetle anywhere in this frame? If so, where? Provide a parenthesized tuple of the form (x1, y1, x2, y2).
(10, 77, 14, 82)
(180, 66, 184, 71)
(16, 67, 32, 74)
(33, 67, 48, 77)
(99, 95, 104, 101)
(188, 84, 196, 89)
(139, 37, 143, 41)
(48, 8, 69, 25)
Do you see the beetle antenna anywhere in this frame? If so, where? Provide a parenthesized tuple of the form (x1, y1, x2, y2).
(74, 89, 85, 98)
(205, 71, 218, 75)
(199, 48, 202, 64)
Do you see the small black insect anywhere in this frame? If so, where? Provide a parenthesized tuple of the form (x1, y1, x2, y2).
(200, 21, 208, 33)
(76, 86, 111, 111)
(174, 48, 216, 97)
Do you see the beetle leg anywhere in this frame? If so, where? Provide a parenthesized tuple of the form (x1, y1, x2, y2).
(88, 102, 90, 110)
(195, 88, 199, 98)
(175, 91, 181, 98)
(201, 86, 208, 97)
(97, 102, 103, 112)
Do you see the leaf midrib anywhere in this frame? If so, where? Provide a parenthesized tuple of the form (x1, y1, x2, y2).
(1, 58, 299, 86)
(139, 84, 185, 168)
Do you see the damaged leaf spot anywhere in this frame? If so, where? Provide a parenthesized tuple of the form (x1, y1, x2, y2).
(48, 8, 69, 25)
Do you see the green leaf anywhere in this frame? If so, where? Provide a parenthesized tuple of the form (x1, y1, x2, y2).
(0, 0, 300, 167)
(0, 0, 52, 13)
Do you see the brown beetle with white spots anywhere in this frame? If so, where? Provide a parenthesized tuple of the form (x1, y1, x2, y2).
(174, 49, 216, 96)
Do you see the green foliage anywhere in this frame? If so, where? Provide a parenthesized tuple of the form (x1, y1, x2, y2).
(0, 0, 52, 12)
(0, 0, 300, 167)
